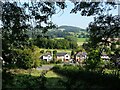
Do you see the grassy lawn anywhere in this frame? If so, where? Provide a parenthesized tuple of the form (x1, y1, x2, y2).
(54, 37, 64, 39)
(9, 68, 42, 76)
(5, 68, 66, 89)
(40, 48, 72, 54)
(77, 38, 87, 42)
(45, 70, 66, 89)
(45, 70, 61, 78)
(77, 38, 88, 45)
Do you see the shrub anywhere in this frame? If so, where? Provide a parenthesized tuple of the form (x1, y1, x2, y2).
(52, 65, 120, 89)
(40, 60, 47, 64)
(40, 50, 44, 54)
(2, 69, 14, 89)
(55, 59, 62, 64)
(14, 46, 41, 69)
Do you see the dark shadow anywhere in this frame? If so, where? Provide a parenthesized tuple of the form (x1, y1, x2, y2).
(52, 66, 120, 90)
(2, 70, 66, 90)
(45, 77, 66, 90)
(2, 68, 120, 90)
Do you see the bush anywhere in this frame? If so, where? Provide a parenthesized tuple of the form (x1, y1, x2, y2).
(49, 60, 55, 64)
(55, 59, 62, 64)
(40, 50, 44, 54)
(2, 69, 14, 89)
(52, 65, 120, 89)
(14, 46, 41, 69)
(40, 60, 47, 64)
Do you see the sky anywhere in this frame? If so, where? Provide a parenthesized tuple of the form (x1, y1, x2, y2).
(0, 0, 119, 29)
(52, 1, 119, 29)
(52, 1, 94, 29)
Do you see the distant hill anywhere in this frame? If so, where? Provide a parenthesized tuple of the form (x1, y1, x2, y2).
(45, 25, 88, 38)
(58, 25, 86, 33)
(27, 25, 88, 38)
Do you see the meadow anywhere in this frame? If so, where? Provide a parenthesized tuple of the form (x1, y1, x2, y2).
(54, 37, 87, 46)
(77, 38, 87, 45)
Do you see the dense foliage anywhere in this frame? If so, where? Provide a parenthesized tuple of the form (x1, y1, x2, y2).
(2, 69, 47, 89)
(14, 46, 41, 69)
(45, 26, 88, 38)
(83, 14, 120, 73)
(1, 1, 67, 66)
(34, 38, 78, 49)
(1, 0, 119, 89)
(53, 65, 120, 89)
(2, 2, 30, 65)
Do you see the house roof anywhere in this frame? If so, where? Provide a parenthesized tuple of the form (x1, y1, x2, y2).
(56, 52, 68, 56)
(42, 53, 52, 57)
(75, 52, 87, 57)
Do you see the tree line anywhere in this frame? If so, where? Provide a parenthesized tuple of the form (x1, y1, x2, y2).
(33, 38, 78, 49)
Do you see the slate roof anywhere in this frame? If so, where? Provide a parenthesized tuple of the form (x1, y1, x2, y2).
(75, 52, 87, 57)
(43, 53, 52, 56)
(56, 52, 68, 56)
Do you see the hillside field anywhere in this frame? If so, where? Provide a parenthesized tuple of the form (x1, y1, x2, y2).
(77, 38, 87, 46)
(54, 37, 87, 46)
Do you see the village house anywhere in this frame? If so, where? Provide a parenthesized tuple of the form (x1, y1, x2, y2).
(101, 54, 110, 60)
(74, 51, 87, 63)
(56, 52, 70, 62)
(40, 53, 52, 62)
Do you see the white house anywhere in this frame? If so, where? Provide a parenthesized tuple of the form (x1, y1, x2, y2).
(101, 54, 110, 60)
(56, 52, 70, 62)
(40, 53, 52, 62)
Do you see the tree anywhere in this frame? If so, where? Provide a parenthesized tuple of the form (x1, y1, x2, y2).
(87, 15, 120, 48)
(53, 50, 57, 55)
(64, 36, 77, 42)
(85, 14, 120, 72)
(87, 14, 120, 58)
(2, 1, 67, 65)
(14, 46, 41, 69)
(2, 2, 30, 65)
(71, 50, 75, 58)
(40, 50, 44, 54)
(53, 50, 57, 61)
(70, 1, 116, 16)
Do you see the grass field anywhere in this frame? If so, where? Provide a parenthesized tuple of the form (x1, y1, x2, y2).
(55, 37, 88, 46)
(45, 70, 66, 89)
(77, 38, 88, 45)
(9, 68, 42, 76)
(54, 37, 64, 39)
(53, 37, 88, 46)
(40, 48, 72, 54)
(77, 38, 87, 42)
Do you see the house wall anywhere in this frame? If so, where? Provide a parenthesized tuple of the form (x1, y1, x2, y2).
(57, 56, 64, 62)
(56, 54, 70, 62)
(64, 54, 70, 61)
(75, 56, 80, 61)
(43, 55, 52, 62)
(75, 56, 85, 63)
